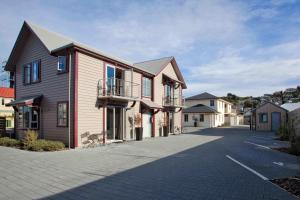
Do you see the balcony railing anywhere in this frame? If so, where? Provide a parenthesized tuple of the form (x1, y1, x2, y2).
(98, 78, 140, 99)
(163, 95, 184, 107)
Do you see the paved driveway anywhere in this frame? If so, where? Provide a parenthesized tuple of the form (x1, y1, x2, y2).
(0, 127, 299, 200)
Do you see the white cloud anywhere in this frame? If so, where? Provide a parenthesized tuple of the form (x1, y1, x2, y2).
(91, 0, 248, 61)
(184, 41, 300, 97)
(0, 0, 299, 98)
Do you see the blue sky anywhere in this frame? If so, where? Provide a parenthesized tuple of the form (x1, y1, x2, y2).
(0, 0, 299, 97)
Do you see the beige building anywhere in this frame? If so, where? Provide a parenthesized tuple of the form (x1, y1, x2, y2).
(5, 21, 186, 148)
(250, 102, 288, 132)
(281, 103, 300, 136)
(0, 88, 15, 133)
(183, 92, 235, 128)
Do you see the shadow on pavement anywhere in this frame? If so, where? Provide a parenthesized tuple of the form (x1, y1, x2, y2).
(39, 128, 298, 200)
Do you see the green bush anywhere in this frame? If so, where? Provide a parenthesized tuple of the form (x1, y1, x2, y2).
(26, 140, 65, 151)
(278, 126, 289, 141)
(23, 130, 38, 145)
(0, 137, 21, 147)
(290, 136, 300, 156)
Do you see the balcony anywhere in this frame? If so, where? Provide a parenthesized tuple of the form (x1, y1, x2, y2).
(98, 78, 140, 101)
(163, 95, 185, 108)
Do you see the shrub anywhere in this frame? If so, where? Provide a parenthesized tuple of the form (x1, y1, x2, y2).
(23, 130, 38, 145)
(278, 126, 289, 141)
(0, 137, 21, 147)
(290, 136, 300, 156)
(26, 140, 65, 151)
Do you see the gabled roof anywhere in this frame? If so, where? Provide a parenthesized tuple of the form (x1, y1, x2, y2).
(253, 101, 288, 112)
(133, 57, 173, 75)
(5, 21, 187, 89)
(281, 102, 300, 112)
(0, 88, 14, 98)
(183, 104, 218, 113)
(133, 57, 187, 89)
(186, 92, 218, 100)
(5, 21, 132, 70)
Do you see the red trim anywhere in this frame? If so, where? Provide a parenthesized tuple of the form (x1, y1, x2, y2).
(152, 113, 155, 137)
(74, 51, 78, 148)
(14, 73, 16, 136)
(102, 62, 106, 144)
(141, 75, 143, 99)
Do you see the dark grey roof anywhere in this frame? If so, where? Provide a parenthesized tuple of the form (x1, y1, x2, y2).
(186, 92, 218, 100)
(183, 104, 218, 113)
(133, 57, 173, 75)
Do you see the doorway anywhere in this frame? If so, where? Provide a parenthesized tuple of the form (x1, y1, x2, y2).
(166, 112, 174, 134)
(271, 112, 281, 132)
(107, 107, 123, 141)
(142, 112, 152, 138)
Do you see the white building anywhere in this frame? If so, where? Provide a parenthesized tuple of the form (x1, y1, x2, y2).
(183, 92, 236, 128)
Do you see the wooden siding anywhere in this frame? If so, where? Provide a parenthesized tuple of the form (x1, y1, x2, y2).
(15, 32, 70, 144)
(153, 62, 182, 136)
(255, 103, 287, 131)
(288, 108, 300, 136)
(77, 53, 104, 146)
(183, 113, 215, 128)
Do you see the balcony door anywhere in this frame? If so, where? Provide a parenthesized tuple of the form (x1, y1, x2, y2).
(106, 65, 115, 95)
(106, 65, 124, 96)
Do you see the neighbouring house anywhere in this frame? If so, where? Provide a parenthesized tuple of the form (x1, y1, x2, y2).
(250, 102, 288, 132)
(4, 21, 186, 148)
(281, 102, 300, 137)
(0, 87, 15, 135)
(183, 92, 237, 128)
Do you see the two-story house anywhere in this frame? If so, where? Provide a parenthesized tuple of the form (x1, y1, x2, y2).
(183, 92, 233, 128)
(4, 21, 186, 148)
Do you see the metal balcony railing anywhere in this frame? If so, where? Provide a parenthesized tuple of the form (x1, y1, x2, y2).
(163, 95, 184, 107)
(98, 78, 140, 99)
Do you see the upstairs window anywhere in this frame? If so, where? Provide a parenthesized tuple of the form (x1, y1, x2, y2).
(210, 100, 214, 107)
(142, 77, 152, 97)
(32, 60, 40, 83)
(23, 60, 40, 85)
(24, 64, 31, 84)
(57, 56, 67, 73)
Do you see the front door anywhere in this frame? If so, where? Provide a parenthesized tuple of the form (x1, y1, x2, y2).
(168, 112, 174, 133)
(106, 107, 123, 141)
(142, 113, 152, 138)
(271, 112, 281, 132)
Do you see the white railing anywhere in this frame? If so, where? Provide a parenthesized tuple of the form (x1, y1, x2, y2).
(98, 78, 140, 99)
(163, 95, 184, 107)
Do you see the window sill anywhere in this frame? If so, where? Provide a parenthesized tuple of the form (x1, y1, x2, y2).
(57, 71, 68, 75)
(57, 125, 68, 128)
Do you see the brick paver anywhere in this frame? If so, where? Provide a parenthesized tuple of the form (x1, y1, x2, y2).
(0, 127, 299, 200)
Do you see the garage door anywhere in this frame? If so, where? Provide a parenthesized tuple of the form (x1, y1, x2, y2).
(143, 113, 152, 138)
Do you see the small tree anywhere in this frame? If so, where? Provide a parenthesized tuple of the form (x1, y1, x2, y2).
(134, 113, 142, 128)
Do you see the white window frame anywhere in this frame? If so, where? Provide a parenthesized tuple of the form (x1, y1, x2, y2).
(57, 56, 67, 72)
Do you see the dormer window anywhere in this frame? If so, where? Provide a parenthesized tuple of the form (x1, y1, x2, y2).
(57, 56, 67, 73)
